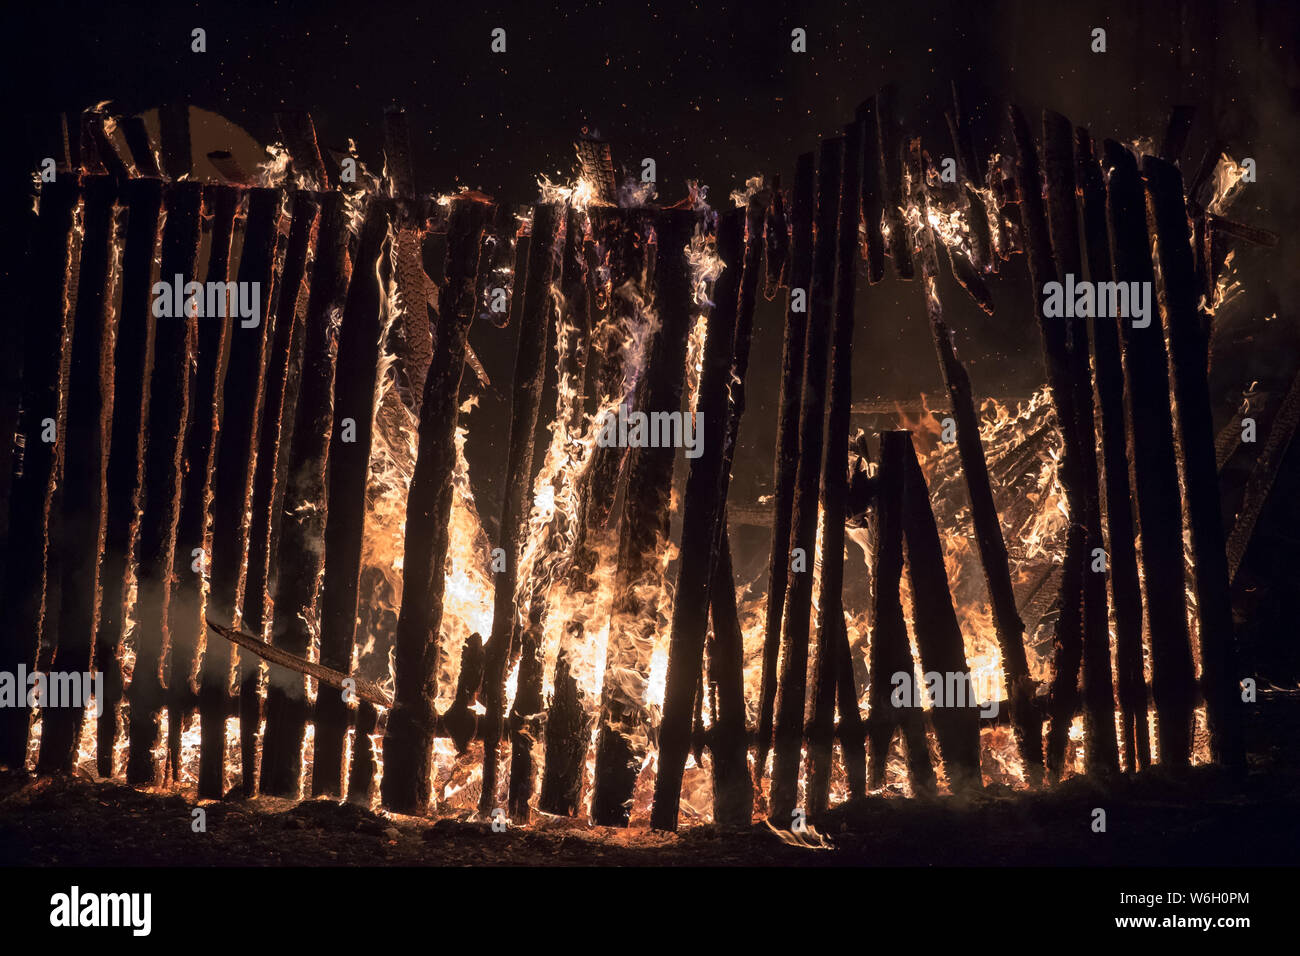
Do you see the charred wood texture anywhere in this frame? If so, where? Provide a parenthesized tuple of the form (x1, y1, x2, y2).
(652, 206, 745, 832)
(0, 177, 77, 768)
(1104, 141, 1196, 765)
(763, 173, 789, 297)
(508, 206, 592, 822)
(875, 86, 914, 279)
(94, 177, 163, 777)
(1143, 155, 1245, 771)
(856, 99, 886, 284)
(165, 186, 233, 778)
(38, 176, 116, 772)
(869, 433, 935, 794)
(771, 137, 841, 822)
(898, 433, 982, 790)
(199, 187, 281, 796)
(381, 198, 489, 815)
(539, 211, 644, 816)
(249, 193, 321, 797)
(757, 152, 815, 779)
(126, 181, 203, 785)
(808, 120, 865, 815)
(914, 130, 1041, 786)
(1076, 130, 1149, 771)
(1042, 111, 1118, 777)
(263, 199, 390, 798)
(591, 208, 698, 827)
(480, 202, 562, 817)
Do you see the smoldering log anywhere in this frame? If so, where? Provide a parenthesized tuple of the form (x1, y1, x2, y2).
(1076, 129, 1149, 771)
(912, 131, 1041, 786)
(652, 206, 745, 832)
(1042, 111, 1118, 776)
(37, 176, 117, 772)
(121, 116, 162, 178)
(1143, 155, 1245, 772)
(756, 152, 815, 780)
(897, 433, 982, 790)
(158, 103, 191, 181)
(875, 86, 914, 279)
(808, 120, 865, 815)
(945, 83, 993, 274)
(869, 432, 936, 794)
(763, 173, 789, 297)
(1104, 141, 1196, 765)
(262, 198, 391, 799)
(275, 111, 331, 189)
(126, 181, 203, 786)
(380, 198, 489, 816)
(856, 99, 885, 284)
(507, 206, 594, 822)
(164, 186, 238, 780)
(198, 187, 281, 796)
(538, 211, 644, 817)
(1159, 105, 1196, 165)
(479, 202, 562, 817)
(591, 208, 699, 827)
(0, 177, 77, 768)
(771, 136, 841, 823)
(94, 177, 163, 777)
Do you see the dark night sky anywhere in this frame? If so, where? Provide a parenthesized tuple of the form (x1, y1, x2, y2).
(6, 0, 1297, 572)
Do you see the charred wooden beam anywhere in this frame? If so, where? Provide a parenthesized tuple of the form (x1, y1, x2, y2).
(0, 178, 77, 768)
(897, 432, 982, 790)
(771, 137, 841, 822)
(1043, 111, 1119, 777)
(1104, 141, 1196, 765)
(478, 202, 562, 817)
(763, 173, 790, 297)
(157, 103, 191, 182)
(591, 207, 699, 827)
(808, 121, 865, 815)
(652, 206, 745, 832)
(1076, 129, 1149, 772)
(507, 206, 592, 822)
(93, 177, 163, 776)
(856, 99, 886, 284)
(380, 198, 490, 815)
(262, 198, 390, 799)
(275, 112, 330, 190)
(166, 186, 239, 780)
(1143, 155, 1245, 771)
(37, 176, 117, 772)
(917, 126, 1042, 786)
(120, 116, 162, 178)
(1159, 105, 1196, 165)
(869, 432, 936, 793)
(198, 187, 282, 797)
(875, 86, 914, 279)
(757, 152, 815, 781)
(126, 181, 203, 785)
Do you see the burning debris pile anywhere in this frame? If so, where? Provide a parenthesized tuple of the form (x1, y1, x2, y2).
(0, 86, 1280, 836)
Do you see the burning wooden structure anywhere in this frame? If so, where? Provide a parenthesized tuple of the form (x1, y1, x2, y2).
(0, 89, 1280, 834)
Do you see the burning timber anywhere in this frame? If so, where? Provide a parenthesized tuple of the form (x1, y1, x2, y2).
(1, 89, 1279, 839)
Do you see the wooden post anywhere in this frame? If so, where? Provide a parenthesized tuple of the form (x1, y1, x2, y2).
(262, 199, 391, 798)
(380, 198, 490, 815)
(37, 176, 117, 772)
(869, 432, 936, 793)
(0, 177, 77, 768)
(478, 202, 563, 817)
(875, 86, 914, 279)
(507, 206, 594, 821)
(1076, 130, 1149, 771)
(1042, 111, 1119, 776)
(807, 120, 865, 815)
(165, 185, 237, 780)
(771, 137, 841, 822)
(126, 181, 203, 785)
(897, 433, 983, 790)
(1103, 141, 1195, 765)
(757, 153, 815, 779)
(1143, 155, 1245, 771)
(855, 99, 886, 284)
(94, 177, 163, 777)
(199, 187, 281, 796)
(591, 208, 699, 827)
(651, 207, 745, 832)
